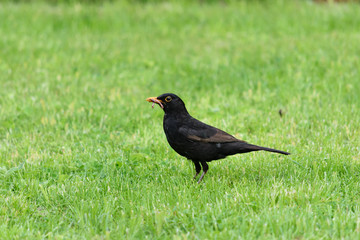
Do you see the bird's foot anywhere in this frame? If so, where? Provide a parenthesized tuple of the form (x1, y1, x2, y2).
(197, 172, 206, 184)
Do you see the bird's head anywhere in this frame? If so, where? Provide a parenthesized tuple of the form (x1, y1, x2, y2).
(146, 93, 188, 114)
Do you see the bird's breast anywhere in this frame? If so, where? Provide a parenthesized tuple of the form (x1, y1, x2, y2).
(163, 117, 190, 152)
(163, 119, 182, 143)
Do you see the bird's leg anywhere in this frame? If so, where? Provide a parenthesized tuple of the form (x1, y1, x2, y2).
(197, 162, 209, 184)
(193, 161, 201, 180)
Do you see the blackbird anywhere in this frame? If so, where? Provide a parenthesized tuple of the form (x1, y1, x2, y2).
(147, 93, 290, 183)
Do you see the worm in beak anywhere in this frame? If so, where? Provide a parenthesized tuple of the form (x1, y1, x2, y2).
(146, 97, 164, 109)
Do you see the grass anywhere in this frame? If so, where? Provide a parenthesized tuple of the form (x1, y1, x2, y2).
(1, 0, 360, 239)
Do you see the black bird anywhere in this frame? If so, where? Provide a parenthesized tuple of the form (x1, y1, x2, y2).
(146, 93, 290, 183)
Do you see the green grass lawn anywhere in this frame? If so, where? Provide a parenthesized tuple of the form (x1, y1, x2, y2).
(1, 1, 360, 239)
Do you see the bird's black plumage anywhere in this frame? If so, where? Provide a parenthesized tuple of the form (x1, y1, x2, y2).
(147, 93, 290, 183)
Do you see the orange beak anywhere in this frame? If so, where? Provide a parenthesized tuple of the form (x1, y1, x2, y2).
(146, 97, 164, 109)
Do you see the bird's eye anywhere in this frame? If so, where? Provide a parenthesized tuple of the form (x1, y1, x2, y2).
(165, 96, 172, 102)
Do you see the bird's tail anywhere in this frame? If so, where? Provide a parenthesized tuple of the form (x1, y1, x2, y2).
(247, 144, 290, 155)
(238, 142, 290, 155)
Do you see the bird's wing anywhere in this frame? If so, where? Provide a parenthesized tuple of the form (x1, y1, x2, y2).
(178, 118, 243, 143)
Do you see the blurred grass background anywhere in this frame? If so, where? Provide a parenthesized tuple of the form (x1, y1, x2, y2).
(1, 0, 360, 239)
(2, 0, 360, 3)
